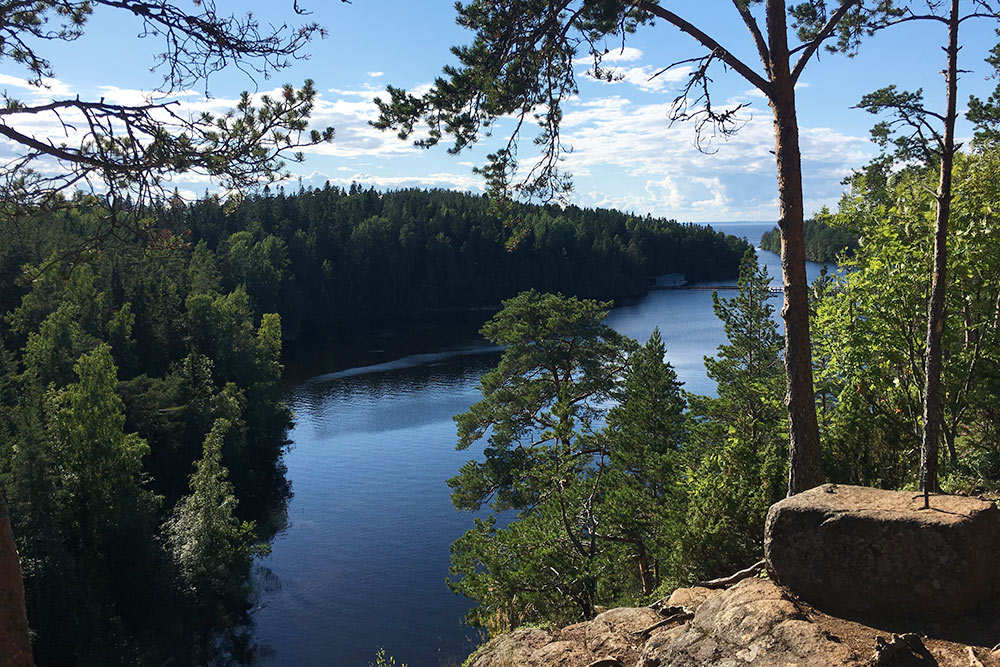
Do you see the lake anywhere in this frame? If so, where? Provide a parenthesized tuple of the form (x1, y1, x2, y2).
(249, 222, 829, 666)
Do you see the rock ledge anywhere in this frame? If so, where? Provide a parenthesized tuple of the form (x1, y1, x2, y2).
(466, 578, 1000, 667)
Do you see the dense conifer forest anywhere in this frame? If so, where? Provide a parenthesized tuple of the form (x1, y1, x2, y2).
(174, 185, 749, 336)
(7, 1, 1000, 664)
(441, 143, 1000, 638)
(0, 187, 748, 664)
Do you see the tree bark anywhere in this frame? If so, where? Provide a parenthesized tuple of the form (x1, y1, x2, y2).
(921, 0, 960, 499)
(0, 494, 34, 667)
(767, 0, 824, 496)
(637, 548, 653, 596)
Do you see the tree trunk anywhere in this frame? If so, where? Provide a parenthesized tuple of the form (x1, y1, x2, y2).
(637, 547, 653, 596)
(767, 0, 824, 496)
(921, 0, 960, 498)
(0, 494, 34, 667)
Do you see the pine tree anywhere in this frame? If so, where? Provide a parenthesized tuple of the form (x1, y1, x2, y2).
(603, 329, 686, 596)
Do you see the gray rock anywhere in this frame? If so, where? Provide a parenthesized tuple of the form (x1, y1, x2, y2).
(636, 578, 863, 666)
(765, 484, 1000, 619)
(585, 608, 662, 657)
(464, 627, 554, 667)
(464, 607, 662, 667)
(664, 586, 719, 612)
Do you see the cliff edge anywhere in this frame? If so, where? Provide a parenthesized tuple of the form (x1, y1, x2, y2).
(466, 577, 1000, 666)
(467, 486, 1000, 666)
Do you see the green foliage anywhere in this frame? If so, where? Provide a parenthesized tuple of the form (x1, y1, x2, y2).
(163, 418, 260, 623)
(188, 240, 223, 295)
(965, 40, 1000, 143)
(45, 345, 155, 524)
(171, 186, 749, 334)
(449, 292, 712, 631)
(3, 344, 164, 664)
(678, 250, 787, 580)
(602, 329, 686, 596)
(371, 648, 408, 667)
(448, 291, 636, 625)
(0, 203, 292, 664)
(813, 145, 1000, 489)
(448, 267, 796, 634)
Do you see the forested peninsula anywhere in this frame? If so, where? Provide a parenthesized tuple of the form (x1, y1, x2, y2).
(759, 217, 859, 263)
(177, 185, 749, 336)
(0, 187, 748, 664)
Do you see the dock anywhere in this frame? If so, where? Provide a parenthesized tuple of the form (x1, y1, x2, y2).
(653, 285, 784, 293)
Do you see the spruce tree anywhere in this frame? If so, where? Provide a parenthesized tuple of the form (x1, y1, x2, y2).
(680, 249, 788, 580)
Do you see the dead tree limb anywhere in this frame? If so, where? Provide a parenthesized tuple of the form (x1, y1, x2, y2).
(696, 559, 767, 589)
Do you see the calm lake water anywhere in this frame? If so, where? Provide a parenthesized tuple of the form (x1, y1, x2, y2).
(250, 222, 829, 666)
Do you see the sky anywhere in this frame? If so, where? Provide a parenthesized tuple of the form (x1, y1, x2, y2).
(4, 1, 1000, 222)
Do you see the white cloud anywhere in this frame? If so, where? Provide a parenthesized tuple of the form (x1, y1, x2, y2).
(0, 73, 73, 97)
(311, 170, 483, 193)
(644, 176, 685, 210)
(366, 71, 385, 78)
(548, 94, 874, 220)
(328, 87, 379, 98)
(597, 46, 644, 63)
(689, 176, 730, 210)
(583, 65, 692, 93)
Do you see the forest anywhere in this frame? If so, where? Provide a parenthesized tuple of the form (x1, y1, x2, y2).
(174, 186, 749, 335)
(759, 216, 859, 263)
(5, 0, 1000, 664)
(0, 188, 747, 664)
(0, 201, 293, 664)
(445, 140, 1000, 635)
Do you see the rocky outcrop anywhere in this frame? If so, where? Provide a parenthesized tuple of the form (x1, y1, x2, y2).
(463, 607, 664, 667)
(466, 578, 1000, 667)
(636, 578, 861, 666)
(765, 484, 1000, 619)
(467, 486, 1000, 666)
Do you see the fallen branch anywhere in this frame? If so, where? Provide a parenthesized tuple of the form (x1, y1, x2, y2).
(870, 633, 922, 665)
(648, 596, 672, 611)
(632, 608, 694, 639)
(695, 559, 766, 589)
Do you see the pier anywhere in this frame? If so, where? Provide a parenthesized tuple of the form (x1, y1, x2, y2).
(653, 285, 784, 293)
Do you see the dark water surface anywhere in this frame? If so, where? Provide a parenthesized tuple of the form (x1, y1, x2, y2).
(251, 223, 828, 666)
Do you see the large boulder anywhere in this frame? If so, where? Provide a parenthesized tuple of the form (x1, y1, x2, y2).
(765, 484, 1000, 619)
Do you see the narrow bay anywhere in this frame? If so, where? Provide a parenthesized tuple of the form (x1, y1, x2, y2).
(251, 222, 830, 665)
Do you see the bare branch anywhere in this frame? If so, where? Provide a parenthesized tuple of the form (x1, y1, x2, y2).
(732, 0, 773, 79)
(635, 0, 773, 96)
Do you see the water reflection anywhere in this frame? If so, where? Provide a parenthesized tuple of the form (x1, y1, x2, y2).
(250, 235, 832, 666)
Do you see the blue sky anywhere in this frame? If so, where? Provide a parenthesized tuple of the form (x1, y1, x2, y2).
(4, 1, 1000, 222)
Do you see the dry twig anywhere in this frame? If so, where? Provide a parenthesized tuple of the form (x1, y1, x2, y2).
(696, 559, 766, 589)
